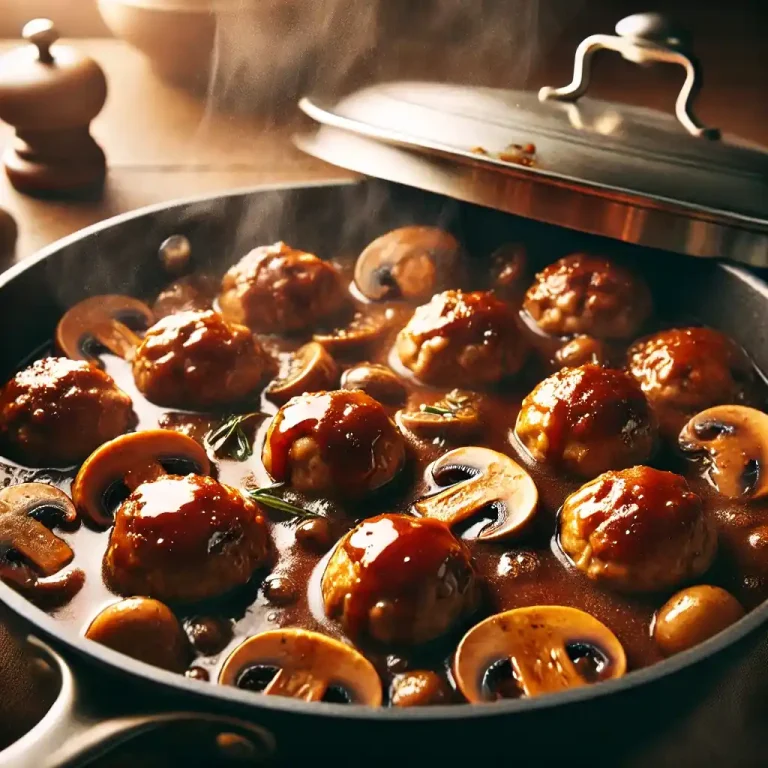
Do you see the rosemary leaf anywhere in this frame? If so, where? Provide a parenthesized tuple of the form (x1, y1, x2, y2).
(248, 486, 319, 519)
(421, 404, 453, 416)
(204, 413, 260, 461)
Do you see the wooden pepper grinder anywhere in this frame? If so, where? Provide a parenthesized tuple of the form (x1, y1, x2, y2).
(0, 19, 108, 197)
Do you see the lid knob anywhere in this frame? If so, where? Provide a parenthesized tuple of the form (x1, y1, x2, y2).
(22, 18, 59, 64)
(539, 11, 719, 140)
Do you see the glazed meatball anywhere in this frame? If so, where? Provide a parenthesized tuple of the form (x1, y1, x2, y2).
(104, 474, 271, 603)
(322, 514, 477, 644)
(262, 390, 405, 499)
(0, 357, 136, 467)
(560, 466, 717, 593)
(132, 310, 274, 409)
(396, 290, 527, 387)
(514, 365, 656, 478)
(218, 241, 348, 333)
(523, 254, 652, 339)
(627, 327, 755, 440)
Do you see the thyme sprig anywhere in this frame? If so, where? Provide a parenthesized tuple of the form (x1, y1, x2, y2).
(420, 404, 453, 416)
(204, 412, 261, 461)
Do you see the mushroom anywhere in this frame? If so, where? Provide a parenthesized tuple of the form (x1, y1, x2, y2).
(397, 390, 483, 440)
(265, 342, 338, 405)
(56, 294, 154, 363)
(554, 335, 609, 368)
(313, 308, 394, 356)
(678, 405, 768, 500)
(490, 243, 528, 298)
(158, 234, 192, 276)
(85, 597, 190, 672)
(453, 606, 627, 701)
(390, 670, 451, 707)
(0, 483, 84, 605)
(354, 226, 462, 302)
(340, 363, 406, 406)
(412, 447, 538, 541)
(219, 628, 382, 706)
(71, 429, 211, 527)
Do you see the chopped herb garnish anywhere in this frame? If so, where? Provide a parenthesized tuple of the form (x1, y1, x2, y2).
(204, 413, 261, 461)
(421, 404, 453, 416)
(247, 484, 319, 519)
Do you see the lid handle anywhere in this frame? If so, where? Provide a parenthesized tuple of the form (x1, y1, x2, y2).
(22, 18, 59, 65)
(539, 12, 720, 140)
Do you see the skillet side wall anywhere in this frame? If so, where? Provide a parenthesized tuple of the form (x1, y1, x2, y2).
(0, 180, 766, 764)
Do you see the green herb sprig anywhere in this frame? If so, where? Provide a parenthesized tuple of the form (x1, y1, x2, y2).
(420, 404, 453, 416)
(247, 484, 319, 519)
(204, 413, 261, 461)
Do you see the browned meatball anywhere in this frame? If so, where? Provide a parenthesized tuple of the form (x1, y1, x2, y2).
(396, 290, 527, 387)
(514, 365, 656, 478)
(524, 254, 652, 339)
(0, 357, 136, 467)
(132, 310, 274, 409)
(104, 474, 271, 603)
(262, 390, 405, 499)
(218, 241, 348, 333)
(322, 514, 477, 644)
(627, 327, 755, 440)
(560, 467, 717, 593)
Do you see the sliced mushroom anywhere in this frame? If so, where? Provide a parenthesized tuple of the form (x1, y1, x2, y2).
(56, 295, 154, 363)
(71, 430, 211, 527)
(85, 597, 191, 672)
(354, 226, 462, 302)
(453, 606, 627, 701)
(313, 308, 394, 356)
(219, 628, 382, 706)
(265, 342, 338, 405)
(554, 335, 608, 368)
(397, 390, 483, 440)
(0, 483, 84, 605)
(340, 363, 406, 406)
(412, 447, 538, 541)
(678, 405, 768, 500)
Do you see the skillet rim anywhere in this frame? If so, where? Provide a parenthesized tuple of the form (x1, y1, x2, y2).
(0, 177, 766, 722)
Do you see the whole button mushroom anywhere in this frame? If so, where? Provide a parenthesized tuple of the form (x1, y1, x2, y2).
(219, 628, 382, 705)
(390, 671, 451, 707)
(0, 356, 136, 467)
(559, 466, 717, 593)
(679, 405, 768, 500)
(0, 483, 84, 605)
(85, 597, 190, 672)
(515, 365, 657, 479)
(523, 253, 652, 339)
(354, 226, 463, 302)
(653, 585, 745, 656)
(313, 307, 396, 358)
(453, 606, 626, 701)
(413, 447, 538, 542)
(266, 342, 338, 405)
(321, 513, 477, 645)
(262, 390, 405, 499)
(218, 242, 348, 333)
(72, 430, 271, 603)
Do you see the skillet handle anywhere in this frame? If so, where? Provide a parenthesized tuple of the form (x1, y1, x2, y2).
(1, 636, 276, 767)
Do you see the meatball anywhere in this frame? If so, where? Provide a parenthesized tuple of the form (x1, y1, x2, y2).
(0, 357, 136, 467)
(514, 365, 656, 478)
(132, 310, 274, 409)
(523, 254, 652, 339)
(262, 390, 405, 499)
(396, 290, 527, 387)
(218, 241, 348, 333)
(321, 514, 477, 644)
(627, 327, 755, 440)
(104, 474, 271, 603)
(559, 466, 717, 593)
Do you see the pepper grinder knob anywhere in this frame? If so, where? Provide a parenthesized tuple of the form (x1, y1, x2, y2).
(0, 19, 108, 197)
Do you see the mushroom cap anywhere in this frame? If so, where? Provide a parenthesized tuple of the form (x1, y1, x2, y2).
(413, 446, 538, 541)
(354, 226, 462, 302)
(266, 341, 338, 405)
(85, 597, 190, 672)
(56, 295, 154, 363)
(679, 405, 768, 500)
(397, 390, 484, 441)
(313, 308, 395, 356)
(72, 429, 211, 527)
(340, 363, 406, 406)
(453, 606, 627, 701)
(219, 628, 382, 706)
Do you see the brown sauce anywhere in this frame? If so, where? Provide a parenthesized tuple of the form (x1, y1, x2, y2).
(1, 263, 768, 705)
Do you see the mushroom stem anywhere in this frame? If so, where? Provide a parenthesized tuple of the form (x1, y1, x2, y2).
(124, 458, 167, 491)
(90, 318, 143, 360)
(264, 669, 328, 702)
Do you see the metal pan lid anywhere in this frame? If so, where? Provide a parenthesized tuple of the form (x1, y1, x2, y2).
(296, 12, 768, 266)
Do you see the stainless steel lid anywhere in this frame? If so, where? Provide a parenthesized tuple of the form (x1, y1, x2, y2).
(296, 12, 768, 266)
